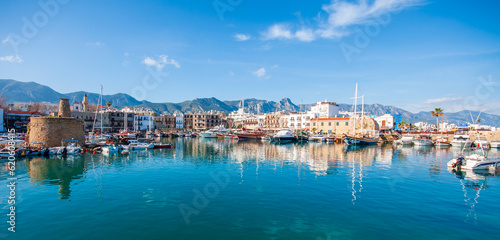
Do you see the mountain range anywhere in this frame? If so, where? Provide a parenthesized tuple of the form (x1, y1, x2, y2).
(1, 79, 499, 126)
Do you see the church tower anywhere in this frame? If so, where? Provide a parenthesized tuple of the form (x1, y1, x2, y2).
(82, 93, 88, 112)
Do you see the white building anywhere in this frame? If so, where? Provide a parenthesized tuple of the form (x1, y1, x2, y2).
(310, 101, 340, 118)
(134, 114, 154, 131)
(280, 112, 318, 130)
(174, 112, 184, 129)
(374, 114, 395, 131)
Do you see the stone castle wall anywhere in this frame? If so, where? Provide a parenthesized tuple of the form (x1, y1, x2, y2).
(27, 117, 85, 148)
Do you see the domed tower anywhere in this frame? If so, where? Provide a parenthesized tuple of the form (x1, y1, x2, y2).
(82, 93, 88, 112)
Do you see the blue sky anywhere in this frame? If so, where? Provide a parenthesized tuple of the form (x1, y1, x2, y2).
(1, 0, 499, 114)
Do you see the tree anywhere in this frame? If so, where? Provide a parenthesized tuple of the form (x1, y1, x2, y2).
(106, 100, 112, 108)
(398, 120, 407, 131)
(431, 108, 443, 132)
(477, 119, 482, 126)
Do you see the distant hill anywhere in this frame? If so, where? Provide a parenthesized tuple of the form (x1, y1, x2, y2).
(1, 79, 499, 126)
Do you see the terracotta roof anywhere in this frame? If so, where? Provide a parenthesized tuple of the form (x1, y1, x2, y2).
(311, 117, 350, 121)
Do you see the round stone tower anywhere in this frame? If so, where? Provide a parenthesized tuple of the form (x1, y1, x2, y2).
(58, 98, 71, 117)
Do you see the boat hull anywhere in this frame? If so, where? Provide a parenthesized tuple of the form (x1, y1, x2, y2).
(343, 136, 378, 145)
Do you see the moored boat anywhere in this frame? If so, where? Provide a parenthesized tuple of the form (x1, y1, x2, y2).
(413, 135, 434, 146)
(451, 133, 472, 148)
(270, 130, 297, 143)
(473, 136, 490, 149)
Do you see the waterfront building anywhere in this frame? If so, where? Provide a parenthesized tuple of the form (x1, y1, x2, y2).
(134, 114, 154, 131)
(311, 116, 376, 136)
(154, 114, 176, 131)
(184, 111, 223, 131)
(309, 101, 340, 118)
(174, 112, 184, 129)
(5, 110, 42, 132)
(374, 114, 395, 131)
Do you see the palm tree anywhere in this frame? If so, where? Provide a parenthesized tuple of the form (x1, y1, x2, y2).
(398, 120, 407, 131)
(106, 100, 112, 108)
(431, 108, 443, 132)
(477, 119, 482, 126)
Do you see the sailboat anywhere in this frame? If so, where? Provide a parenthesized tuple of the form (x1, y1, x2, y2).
(296, 100, 308, 142)
(343, 83, 378, 145)
(86, 86, 107, 145)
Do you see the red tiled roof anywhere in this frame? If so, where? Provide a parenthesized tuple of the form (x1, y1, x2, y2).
(311, 117, 350, 121)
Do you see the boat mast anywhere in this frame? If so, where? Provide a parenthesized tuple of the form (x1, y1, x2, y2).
(100, 85, 103, 134)
(300, 99, 303, 133)
(353, 83, 358, 135)
(361, 95, 364, 134)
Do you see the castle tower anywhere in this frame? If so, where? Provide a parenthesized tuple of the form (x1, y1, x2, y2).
(58, 98, 71, 117)
(82, 93, 88, 112)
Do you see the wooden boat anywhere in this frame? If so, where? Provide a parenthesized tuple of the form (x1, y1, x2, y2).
(236, 131, 265, 140)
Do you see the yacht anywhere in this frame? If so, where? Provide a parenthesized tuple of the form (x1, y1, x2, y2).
(451, 133, 472, 148)
(199, 126, 229, 138)
(413, 134, 434, 146)
(270, 130, 297, 143)
(236, 131, 265, 140)
(473, 136, 490, 149)
(447, 154, 500, 171)
(309, 134, 326, 142)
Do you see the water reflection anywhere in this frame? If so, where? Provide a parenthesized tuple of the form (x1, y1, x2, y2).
(448, 169, 499, 224)
(27, 156, 86, 199)
(5, 138, 500, 202)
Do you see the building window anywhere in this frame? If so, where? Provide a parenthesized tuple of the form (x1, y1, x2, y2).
(346, 122, 348, 126)
(337, 122, 339, 126)
(321, 122, 324, 126)
(329, 122, 331, 126)
(313, 122, 316, 126)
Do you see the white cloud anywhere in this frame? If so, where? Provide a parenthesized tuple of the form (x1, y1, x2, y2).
(253, 67, 266, 78)
(262, 0, 424, 42)
(425, 97, 464, 104)
(295, 28, 316, 42)
(142, 55, 180, 70)
(234, 33, 251, 41)
(272, 64, 279, 69)
(86, 41, 105, 46)
(2, 36, 10, 44)
(262, 24, 293, 40)
(0, 55, 23, 63)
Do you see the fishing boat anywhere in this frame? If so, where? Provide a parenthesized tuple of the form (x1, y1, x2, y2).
(413, 134, 434, 146)
(270, 130, 297, 143)
(434, 136, 451, 147)
(451, 133, 472, 148)
(473, 136, 490, 149)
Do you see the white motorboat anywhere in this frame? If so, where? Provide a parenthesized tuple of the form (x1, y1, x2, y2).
(413, 135, 434, 146)
(473, 136, 490, 149)
(48, 141, 82, 155)
(451, 133, 472, 148)
(394, 135, 414, 145)
(309, 134, 326, 142)
(199, 126, 229, 138)
(270, 130, 297, 143)
(491, 140, 500, 149)
(102, 145, 121, 154)
(447, 154, 500, 171)
(122, 140, 153, 150)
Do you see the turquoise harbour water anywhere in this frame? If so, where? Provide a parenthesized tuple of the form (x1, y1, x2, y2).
(1, 138, 500, 240)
